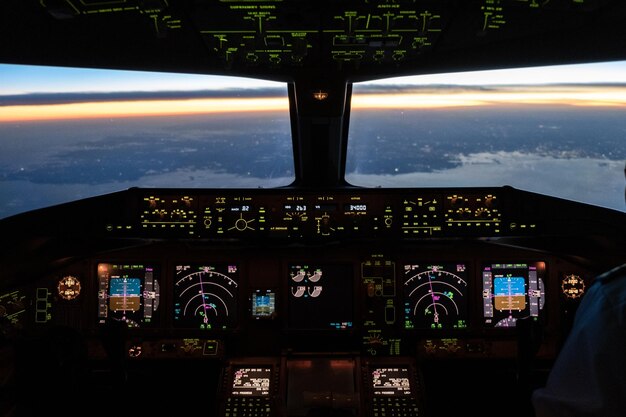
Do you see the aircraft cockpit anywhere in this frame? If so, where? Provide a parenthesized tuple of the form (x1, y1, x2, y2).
(1, 1, 625, 417)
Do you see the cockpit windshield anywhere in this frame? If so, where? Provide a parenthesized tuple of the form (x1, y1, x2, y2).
(2, 60, 626, 220)
(1, 2, 626, 417)
(346, 60, 626, 212)
(0, 64, 292, 219)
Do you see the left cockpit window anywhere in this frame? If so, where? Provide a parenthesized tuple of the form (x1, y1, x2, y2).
(0, 64, 293, 219)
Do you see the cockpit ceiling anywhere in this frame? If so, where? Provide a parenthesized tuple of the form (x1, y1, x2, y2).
(2, 0, 626, 82)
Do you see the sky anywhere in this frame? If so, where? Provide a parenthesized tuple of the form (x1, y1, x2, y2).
(2, 60, 626, 122)
(1, 60, 625, 216)
(3, 60, 626, 95)
(0, 64, 281, 95)
(361, 60, 626, 86)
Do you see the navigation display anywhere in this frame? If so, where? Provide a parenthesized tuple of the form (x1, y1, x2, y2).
(231, 367, 272, 397)
(372, 367, 413, 397)
(287, 264, 353, 330)
(173, 264, 239, 330)
(482, 262, 546, 327)
(403, 263, 469, 330)
(97, 263, 160, 327)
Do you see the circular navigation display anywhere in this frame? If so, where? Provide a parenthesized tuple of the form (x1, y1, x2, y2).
(403, 263, 469, 330)
(173, 264, 239, 330)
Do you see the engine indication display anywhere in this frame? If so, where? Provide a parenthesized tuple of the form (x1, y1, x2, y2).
(288, 264, 354, 330)
(97, 263, 160, 327)
(174, 264, 239, 330)
(482, 262, 545, 327)
(403, 263, 469, 330)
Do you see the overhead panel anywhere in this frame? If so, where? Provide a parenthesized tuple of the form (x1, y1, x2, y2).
(33, 0, 617, 78)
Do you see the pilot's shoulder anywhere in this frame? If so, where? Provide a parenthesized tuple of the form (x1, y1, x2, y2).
(596, 263, 626, 284)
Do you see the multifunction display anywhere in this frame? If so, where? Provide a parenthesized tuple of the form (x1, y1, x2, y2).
(372, 367, 413, 396)
(482, 262, 546, 327)
(287, 264, 354, 330)
(231, 367, 272, 397)
(403, 263, 469, 330)
(97, 263, 160, 327)
(173, 264, 239, 330)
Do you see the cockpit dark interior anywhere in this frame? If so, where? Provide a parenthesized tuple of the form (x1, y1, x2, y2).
(1, 1, 625, 416)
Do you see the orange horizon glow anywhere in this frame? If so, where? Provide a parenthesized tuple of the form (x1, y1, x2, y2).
(351, 87, 626, 109)
(0, 97, 290, 122)
(1, 86, 626, 122)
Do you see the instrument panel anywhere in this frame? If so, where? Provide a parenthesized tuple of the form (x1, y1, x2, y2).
(2, 185, 621, 360)
(135, 189, 505, 239)
(1, 186, 622, 417)
(95, 186, 552, 241)
(2, 184, 621, 364)
(2, 242, 596, 361)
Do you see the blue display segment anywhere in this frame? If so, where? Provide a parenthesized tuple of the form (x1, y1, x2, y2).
(109, 278, 141, 296)
(251, 289, 276, 319)
(256, 295, 271, 307)
(494, 277, 524, 296)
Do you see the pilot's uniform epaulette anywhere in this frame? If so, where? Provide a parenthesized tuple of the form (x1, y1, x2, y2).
(596, 263, 626, 284)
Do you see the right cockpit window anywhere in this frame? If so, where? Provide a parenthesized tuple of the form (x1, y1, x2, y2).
(346, 60, 626, 213)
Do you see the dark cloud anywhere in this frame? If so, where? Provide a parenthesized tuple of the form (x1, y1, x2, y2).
(353, 82, 626, 94)
(4, 83, 626, 106)
(0, 87, 286, 106)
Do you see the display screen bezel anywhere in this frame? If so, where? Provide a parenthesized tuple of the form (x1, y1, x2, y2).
(172, 263, 239, 331)
(96, 262, 160, 328)
(371, 365, 414, 397)
(286, 263, 355, 332)
(481, 261, 546, 328)
(250, 288, 277, 319)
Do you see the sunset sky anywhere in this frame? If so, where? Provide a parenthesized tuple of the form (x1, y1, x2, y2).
(2, 60, 626, 122)
(1, 61, 625, 217)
